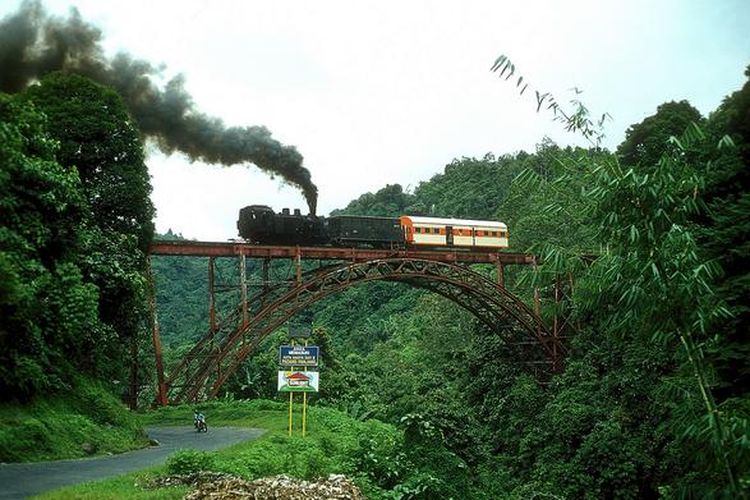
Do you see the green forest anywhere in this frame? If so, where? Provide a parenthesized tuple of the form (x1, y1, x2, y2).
(2, 61, 750, 498)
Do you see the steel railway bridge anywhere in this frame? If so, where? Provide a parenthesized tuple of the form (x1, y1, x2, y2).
(147, 240, 571, 405)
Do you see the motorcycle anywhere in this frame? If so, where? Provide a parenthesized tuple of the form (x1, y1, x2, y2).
(194, 415, 208, 433)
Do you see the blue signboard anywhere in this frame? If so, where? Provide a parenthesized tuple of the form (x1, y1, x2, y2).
(279, 345, 319, 367)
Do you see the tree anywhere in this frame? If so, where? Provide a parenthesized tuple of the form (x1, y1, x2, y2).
(0, 93, 103, 399)
(410, 153, 528, 220)
(23, 72, 154, 251)
(22, 73, 155, 403)
(617, 100, 704, 168)
(699, 66, 750, 399)
(331, 183, 415, 217)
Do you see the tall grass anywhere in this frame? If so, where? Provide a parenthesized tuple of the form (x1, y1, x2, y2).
(0, 377, 146, 462)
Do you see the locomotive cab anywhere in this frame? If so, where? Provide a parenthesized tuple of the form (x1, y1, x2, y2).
(237, 205, 276, 242)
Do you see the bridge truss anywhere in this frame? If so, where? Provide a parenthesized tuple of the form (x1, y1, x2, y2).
(148, 241, 568, 404)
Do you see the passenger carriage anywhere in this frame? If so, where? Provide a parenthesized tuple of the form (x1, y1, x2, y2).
(399, 215, 509, 249)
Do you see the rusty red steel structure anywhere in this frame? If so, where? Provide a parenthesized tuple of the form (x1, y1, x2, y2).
(148, 240, 565, 404)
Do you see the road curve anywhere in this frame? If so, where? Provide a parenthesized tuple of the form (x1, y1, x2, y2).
(0, 426, 264, 499)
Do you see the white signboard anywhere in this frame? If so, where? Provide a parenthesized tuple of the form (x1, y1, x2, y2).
(277, 371, 320, 393)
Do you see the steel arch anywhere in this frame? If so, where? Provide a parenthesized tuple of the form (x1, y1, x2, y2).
(165, 258, 557, 403)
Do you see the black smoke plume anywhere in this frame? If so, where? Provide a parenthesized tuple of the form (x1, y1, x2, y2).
(0, 0, 318, 215)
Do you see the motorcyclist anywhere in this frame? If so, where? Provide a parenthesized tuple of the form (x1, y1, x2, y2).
(194, 410, 206, 431)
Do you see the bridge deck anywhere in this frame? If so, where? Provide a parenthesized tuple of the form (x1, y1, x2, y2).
(150, 240, 536, 265)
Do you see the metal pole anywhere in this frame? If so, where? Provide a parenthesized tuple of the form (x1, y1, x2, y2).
(288, 391, 294, 436)
(303, 392, 307, 437)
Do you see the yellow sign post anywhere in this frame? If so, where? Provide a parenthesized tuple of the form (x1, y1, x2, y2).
(288, 392, 294, 436)
(279, 337, 319, 437)
(288, 339, 295, 436)
(302, 339, 308, 436)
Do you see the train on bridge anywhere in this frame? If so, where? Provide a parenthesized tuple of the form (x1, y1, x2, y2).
(237, 205, 509, 250)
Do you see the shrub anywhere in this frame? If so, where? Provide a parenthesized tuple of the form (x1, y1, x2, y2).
(166, 449, 216, 475)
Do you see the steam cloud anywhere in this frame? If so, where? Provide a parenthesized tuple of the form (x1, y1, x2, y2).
(0, 0, 318, 215)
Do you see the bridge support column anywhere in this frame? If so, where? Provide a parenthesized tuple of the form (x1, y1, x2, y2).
(262, 258, 270, 308)
(496, 261, 505, 287)
(208, 257, 219, 383)
(240, 254, 248, 328)
(550, 273, 575, 373)
(147, 257, 168, 406)
(295, 246, 302, 285)
(129, 334, 139, 410)
(208, 257, 217, 335)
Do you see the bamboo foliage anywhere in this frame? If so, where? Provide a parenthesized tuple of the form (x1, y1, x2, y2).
(491, 55, 611, 147)
(492, 55, 745, 496)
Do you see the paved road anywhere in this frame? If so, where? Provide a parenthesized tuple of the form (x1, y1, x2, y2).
(0, 426, 264, 499)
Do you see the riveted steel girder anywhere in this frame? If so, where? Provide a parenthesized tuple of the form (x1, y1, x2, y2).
(165, 258, 557, 403)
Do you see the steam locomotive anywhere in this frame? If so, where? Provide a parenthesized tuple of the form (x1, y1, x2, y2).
(237, 205, 509, 250)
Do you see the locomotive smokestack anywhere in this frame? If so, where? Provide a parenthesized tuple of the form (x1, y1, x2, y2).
(0, 1, 318, 215)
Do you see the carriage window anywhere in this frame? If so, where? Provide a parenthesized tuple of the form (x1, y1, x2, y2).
(415, 227, 421, 233)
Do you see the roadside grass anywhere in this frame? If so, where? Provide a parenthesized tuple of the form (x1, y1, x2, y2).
(34, 470, 189, 500)
(36, 399, 398, 499)
(0, 378, 147, 463)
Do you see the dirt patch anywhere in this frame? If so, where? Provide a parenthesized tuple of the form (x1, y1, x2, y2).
(150, 472, 365, 499)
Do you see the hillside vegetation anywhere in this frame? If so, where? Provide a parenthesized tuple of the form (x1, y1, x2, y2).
(0, 378, 146, 462)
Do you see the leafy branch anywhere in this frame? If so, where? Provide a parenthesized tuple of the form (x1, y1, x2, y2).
(490, 55, 610, 147)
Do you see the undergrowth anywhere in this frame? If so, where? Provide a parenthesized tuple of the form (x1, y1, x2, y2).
(42, 399, 472, 499)
(0, 377, 146, 462)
